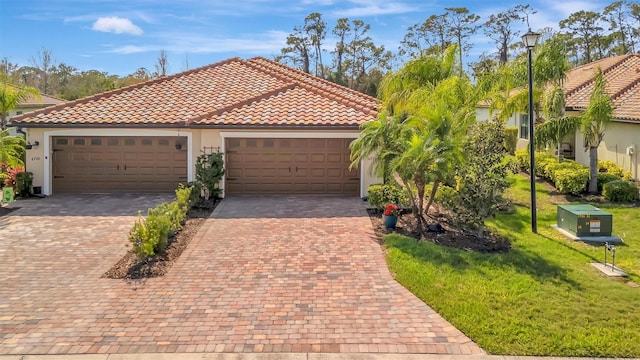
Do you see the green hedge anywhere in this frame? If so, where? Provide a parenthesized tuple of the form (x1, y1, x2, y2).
(603, 180, 639, 202)
(503, 127, 518, 155)
(367, 183, 409, 210)
(128, 185, 193, 258)
(514, 150, 620, 196)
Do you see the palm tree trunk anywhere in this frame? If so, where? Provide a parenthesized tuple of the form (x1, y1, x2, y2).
(424, 180, 440, 217)
(589, 146, 598, 194)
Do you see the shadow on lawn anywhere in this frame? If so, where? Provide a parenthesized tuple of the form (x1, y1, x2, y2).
(389, 235, 583, 290)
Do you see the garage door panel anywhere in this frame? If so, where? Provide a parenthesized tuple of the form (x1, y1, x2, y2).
(53, 136, 186, 193)
(225, 137, 359, 195)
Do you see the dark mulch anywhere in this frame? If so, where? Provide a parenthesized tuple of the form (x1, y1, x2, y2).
(367, 208, 511, 253)
(103, 198, 219, 280)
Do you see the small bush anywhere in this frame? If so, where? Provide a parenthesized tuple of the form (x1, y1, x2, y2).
(597, 173, 622, 192)
(515, 150, 529, 172)
(603, 180, 639, 202)
(503, 127, 518, 154)
(128, 185, 193, 258)
(598, 160, 632, 180)
(129, 208, 172, 258)
(368, 183, 409, 210)
(554, 168, 589, 195)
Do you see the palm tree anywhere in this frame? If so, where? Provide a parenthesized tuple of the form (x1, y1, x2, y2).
(349, 112, 408, 184)
(582, 68, 613, 194)
(535, 85, 580, 161)
(0, 129, 26, 170)
(0, 74, 40, 130)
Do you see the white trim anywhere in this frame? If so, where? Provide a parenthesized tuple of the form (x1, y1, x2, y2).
(219, 131, 364, 197)
(42, 129, 193, 195)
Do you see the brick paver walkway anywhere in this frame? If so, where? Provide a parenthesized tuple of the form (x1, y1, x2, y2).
(0, 195, 483, 355)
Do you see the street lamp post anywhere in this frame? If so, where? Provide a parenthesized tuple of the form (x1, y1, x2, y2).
(522, 28, 540, 233)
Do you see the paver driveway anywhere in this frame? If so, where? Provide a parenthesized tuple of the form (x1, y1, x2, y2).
(0, 195, 483, 355)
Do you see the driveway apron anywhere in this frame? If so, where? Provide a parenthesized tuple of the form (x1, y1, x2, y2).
(0, 195, 483, 355)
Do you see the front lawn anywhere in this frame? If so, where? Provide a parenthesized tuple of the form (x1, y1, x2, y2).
(385, 174, 640, 357)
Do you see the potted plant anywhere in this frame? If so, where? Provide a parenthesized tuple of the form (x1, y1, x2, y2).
(382, 204, 400, 229)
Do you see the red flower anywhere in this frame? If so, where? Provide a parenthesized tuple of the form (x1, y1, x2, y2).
(384, 204, 399, 216)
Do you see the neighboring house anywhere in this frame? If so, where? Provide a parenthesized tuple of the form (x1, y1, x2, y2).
(5, 93, 66, 136)
(10, 57, 378, 197)
(566, 54, 640, 181)
(477, 54, 640, 181)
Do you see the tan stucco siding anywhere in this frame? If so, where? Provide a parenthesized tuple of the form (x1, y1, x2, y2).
(23, 128, 47, 192)
(575, 122, 640, 181)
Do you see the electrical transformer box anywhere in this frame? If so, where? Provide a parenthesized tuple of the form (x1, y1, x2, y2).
(557, 204, 613, 237)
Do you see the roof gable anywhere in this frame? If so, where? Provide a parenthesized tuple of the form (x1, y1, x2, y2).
(11, 57, 377, 128)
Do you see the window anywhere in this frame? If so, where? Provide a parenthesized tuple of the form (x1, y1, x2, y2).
(124, 138, 136, 146)
(158, 139, 169, 146)
(519, 114, 529, 140)
(141, 138, 153, 146)
(107, 138, 119, 146)
(73, 138, 85, 146)
(16, 111, 23, 115)
(90, 138, 102, 146)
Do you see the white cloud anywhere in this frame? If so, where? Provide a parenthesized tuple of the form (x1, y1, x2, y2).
(92, 16, 143, 35)
(331, 1, 417, 17)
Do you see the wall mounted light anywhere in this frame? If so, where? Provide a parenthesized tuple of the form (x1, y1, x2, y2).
(25, 141, 39, 150)
(175, 142, 183, 150)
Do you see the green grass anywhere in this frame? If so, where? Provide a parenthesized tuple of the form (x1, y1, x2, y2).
(385, 174, 640, 357)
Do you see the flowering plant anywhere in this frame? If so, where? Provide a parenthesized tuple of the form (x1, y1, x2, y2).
(383, 204, 400, 216)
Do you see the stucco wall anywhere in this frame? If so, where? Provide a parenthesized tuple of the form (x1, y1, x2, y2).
(23, 128, 46, 192)
(575, 122, 639, 180)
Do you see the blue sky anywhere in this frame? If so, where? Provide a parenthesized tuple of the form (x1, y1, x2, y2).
(0, 0, 608, 77)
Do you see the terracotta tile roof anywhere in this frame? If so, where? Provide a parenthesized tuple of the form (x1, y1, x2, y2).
(565, 54, 640, 122)
(11, 57, 378, 128)
(19, 93, 66, 107)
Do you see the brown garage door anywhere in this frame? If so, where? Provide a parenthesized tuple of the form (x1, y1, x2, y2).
(52, 136, 187, 193)
(225, 138, 359, 195)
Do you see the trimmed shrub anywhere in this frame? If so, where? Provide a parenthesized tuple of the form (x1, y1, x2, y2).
(603, 180, 639, 202)
(367, 183, 409, 210)
(598, 160, 632, 180)
(597, 172, 622, 192)
(128, 185, 193, 258)
(515, 150, 529, 172)
(554, 167, 589, 195)
(503, 127, 518, 154)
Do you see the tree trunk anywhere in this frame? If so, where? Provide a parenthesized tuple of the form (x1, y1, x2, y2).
(557, 140, 562, 163)
(423, 180, 440, 218)
(588, 146, 598, 194)
(0, 114, 6, 131)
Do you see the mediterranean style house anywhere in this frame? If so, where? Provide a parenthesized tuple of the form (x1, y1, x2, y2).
(477, 54, 640, 180)
(10, 57, 379, 196)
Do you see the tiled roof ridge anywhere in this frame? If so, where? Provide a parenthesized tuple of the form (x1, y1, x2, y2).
(189, 83, 299, 125)
(246, 57, 377, 111)
(565, 55, 630, 99)
(11, 57, 243, 124)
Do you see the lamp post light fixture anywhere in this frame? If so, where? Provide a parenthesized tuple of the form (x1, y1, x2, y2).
(522, 28, 540, 233)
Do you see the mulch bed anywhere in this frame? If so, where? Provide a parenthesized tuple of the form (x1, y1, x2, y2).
(367, 208, 511, 253)
(103, 198, 219, 280)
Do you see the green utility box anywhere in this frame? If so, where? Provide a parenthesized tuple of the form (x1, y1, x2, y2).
(557, 204, 613, 237)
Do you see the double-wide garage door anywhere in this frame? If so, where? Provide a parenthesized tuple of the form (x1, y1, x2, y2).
(225, 138, 359, 195)
(52, 136, 187, 193)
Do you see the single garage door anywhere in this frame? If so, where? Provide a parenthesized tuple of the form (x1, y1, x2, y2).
(52, 136, 187, 193)
(225, 138, 359, 195)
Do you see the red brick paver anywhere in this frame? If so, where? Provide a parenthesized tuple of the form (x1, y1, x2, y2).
(0, 195, 483, 355)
